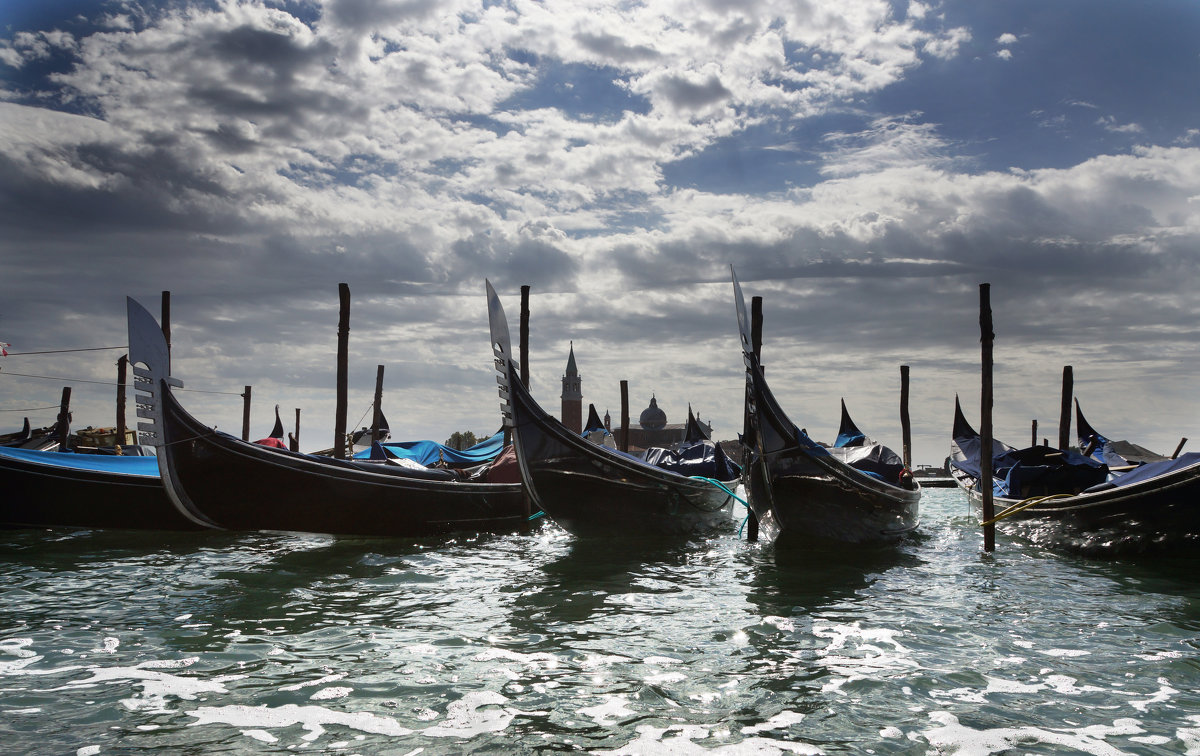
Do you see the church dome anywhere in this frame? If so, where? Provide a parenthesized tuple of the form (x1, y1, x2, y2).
(638, 396, 667, 430)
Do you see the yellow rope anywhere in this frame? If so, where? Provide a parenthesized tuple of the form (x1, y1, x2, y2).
(981, 493, 1076, 526)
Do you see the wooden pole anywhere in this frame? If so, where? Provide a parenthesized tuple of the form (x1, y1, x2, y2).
(160, 291, 171, 364)
(900, 365, 912, 469)
(56, 386, 72, 452)
(619, 380, 630, 453)
(333, 283, 350, 459)
(1173, 437, 1188, 459)
(520, 285, 530, 390)
(1031, 419, 1038, 448)
(290, 408, 301, 452)
(751, 296, 764, 368)
(371, 365, 385, 444)
(980, 283, 995, 552)
(1058, 366, 1073, 450)
(241, 385, 252, 441)
(116, 354, 128, 446)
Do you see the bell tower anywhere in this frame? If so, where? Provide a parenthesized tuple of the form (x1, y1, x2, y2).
(561, 341, 582, 434)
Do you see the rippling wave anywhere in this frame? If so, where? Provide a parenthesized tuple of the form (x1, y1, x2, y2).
(2, 489, 1199, 754)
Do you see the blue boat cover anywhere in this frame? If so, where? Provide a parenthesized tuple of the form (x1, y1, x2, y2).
(1084, 452, 1200, 492)
(641, 440, 741, 481)
(0, 446, 160, 477)
(353, 431, 505, 466)
(829, 443, 907, 484)
(953, 444, 1107, 498)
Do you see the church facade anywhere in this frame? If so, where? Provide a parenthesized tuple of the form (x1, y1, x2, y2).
(560, 346, 713, 451)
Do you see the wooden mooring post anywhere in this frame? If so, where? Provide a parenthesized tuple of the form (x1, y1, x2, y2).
(56, 386, 72, 452)
(161, 291, 171, 366)
(520, 285, 530, 390)
(979, 283, 995, 553)
(290, 408, 301, 452)
(241, 386, 252, 441)
(1031, 419, 1037, 447)
(619, 380, 630, 453)
(116, 355, 128, 445)
(333, 283, 350, 460)
(1058, 366, 1073, 450)
(900, 365, 912, 470)
(746, 295, 764, 544)
(371, 365, 386, 444)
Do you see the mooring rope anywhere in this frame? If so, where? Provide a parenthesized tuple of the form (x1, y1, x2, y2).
(981, 493, 1075, 526)
(687, 476, 749, 507)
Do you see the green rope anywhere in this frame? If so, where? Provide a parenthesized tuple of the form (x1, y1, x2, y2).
(528, 510, 546, 521)
(687, 476, 749, 507)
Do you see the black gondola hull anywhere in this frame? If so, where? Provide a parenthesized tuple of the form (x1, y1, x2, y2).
(0, 454, 199, 531)
(509, 370, 736, 538)
(156, 386, 528, 537)
(732, 268, 920, 547)
(950, 401, 1200, 553)
(745, 381, 921, 547)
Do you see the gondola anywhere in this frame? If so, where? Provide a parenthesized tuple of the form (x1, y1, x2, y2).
(485, 281, 737, 538)
(949, 397, 1200, 553)
(0, 445, 201, 531)
(126, 297, 528, 537)
(731, 267, 920, 547)
(0, 417, 61, 450)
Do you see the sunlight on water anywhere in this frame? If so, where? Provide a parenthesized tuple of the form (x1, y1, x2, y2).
(1, 488, 1199, 753)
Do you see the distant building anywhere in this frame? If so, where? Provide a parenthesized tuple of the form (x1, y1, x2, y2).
(561, 345, 714, 450)
(560, 342, 582, 434)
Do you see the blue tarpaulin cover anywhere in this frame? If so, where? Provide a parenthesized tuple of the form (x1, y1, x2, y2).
(0, 446, 159, 477)
(641, 440, 741, 480)
(354, 432, 505, 467)
(1085, 452, 1200, 492)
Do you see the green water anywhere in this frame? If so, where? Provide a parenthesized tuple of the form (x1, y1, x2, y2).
(2, 488, 1198, 754)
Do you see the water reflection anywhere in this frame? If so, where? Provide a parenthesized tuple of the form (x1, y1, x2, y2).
(507, 534, 712, 631)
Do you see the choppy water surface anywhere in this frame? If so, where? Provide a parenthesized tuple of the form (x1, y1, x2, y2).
(2, 488, 1199, 754)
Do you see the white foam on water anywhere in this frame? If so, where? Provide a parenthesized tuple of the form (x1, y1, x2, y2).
(471, 647, 559, 670)
(137, 657, 199, 669)
(811, 622, 917, 688)
(922, 711, 1145, 755)
(1129, 680, 1178, 713)
(879, 726, 904, 739)
(644, 656, 684, 665)
(1178, 714, 1200, 755)
(1136, 650, 1183, 661)
(644, 671, 689, 685)
(405, 644, 439, 656)
(577, 694, 636, 726)
(280, 674, 346, 691)
(44, 660, 241, 714)
(189, 703, 413, 738)
(174, 614, 192, 621)
(310, 687, 353, 700)
(8, 707, 41, 714)
(100, 638, 119, 654)
(596, 723, 824, 754)
(580, 653, 629, 668)
(421, 691, 517, 738)
(1039, 648, 1091, 658)
(243, 729, 278, 743)
(741, 711, 805, 735)
(76, 747, 101, 756)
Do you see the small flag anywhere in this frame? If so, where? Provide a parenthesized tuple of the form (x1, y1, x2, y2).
(0, 342, 8, 357)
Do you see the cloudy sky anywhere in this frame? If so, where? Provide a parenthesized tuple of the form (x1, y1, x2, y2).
(2, 0, 1199, 466)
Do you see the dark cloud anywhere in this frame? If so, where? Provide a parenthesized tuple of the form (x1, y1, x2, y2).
(656, 73, 732, 111)
(574, 31, 660, 64)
